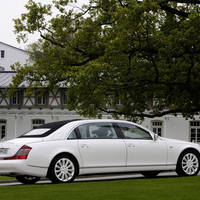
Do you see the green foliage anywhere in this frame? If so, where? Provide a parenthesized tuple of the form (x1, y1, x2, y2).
(9, 0, 200, 122)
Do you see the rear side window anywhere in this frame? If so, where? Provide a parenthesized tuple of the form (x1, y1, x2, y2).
(68, 130, 78, 139)
(117, 123, 152, 140)
(77, 122, 118, 139)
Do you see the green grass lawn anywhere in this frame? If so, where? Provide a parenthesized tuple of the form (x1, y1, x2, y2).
(1, 176, 200, 200)
(0, 176, 15, 181)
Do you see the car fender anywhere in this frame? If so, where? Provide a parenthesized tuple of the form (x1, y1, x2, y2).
(162, 138, 200, 165)
(26, 140, 82, 170)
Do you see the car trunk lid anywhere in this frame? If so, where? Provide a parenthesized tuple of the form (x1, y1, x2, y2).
(0, 138, 43, 158)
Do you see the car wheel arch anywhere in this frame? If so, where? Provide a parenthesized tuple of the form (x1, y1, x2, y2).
(176, 147, 200, 175)
(46, 152, 79, 178)
(177, 148, 200, 163)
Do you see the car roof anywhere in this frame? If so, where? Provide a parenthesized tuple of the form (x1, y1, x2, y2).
(38, 119, 137, 128)
(19, 119, 147, 138)
(35, 119, 82, 130)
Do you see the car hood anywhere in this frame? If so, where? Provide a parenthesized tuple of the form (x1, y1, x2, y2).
(0, 138, 43, 158)
(160, 137, 200, 147)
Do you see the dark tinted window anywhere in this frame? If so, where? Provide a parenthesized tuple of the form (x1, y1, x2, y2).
(1, 51, 5, 58)
(117, 123, 152, 140)
(68, 130, 78, 139)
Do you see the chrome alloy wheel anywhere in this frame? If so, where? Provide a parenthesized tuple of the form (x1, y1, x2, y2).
(54, 158, 75, 182)
(181, 153, 199, 175)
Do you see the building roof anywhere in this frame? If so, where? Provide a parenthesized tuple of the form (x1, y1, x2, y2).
(0, 71, 67, 88)
(0, 110, 78, 117)
(0, 71, 16, 88)
(0, 42, 26, 52)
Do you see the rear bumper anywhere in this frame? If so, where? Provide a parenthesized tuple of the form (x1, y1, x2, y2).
(0, 160, 48, 177)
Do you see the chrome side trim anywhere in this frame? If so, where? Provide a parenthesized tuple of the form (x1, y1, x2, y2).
(80, 164, 175, 169)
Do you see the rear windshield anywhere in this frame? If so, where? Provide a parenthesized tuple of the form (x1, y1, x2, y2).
(18, 119, 81, 138)
(22, 129, 50, 136)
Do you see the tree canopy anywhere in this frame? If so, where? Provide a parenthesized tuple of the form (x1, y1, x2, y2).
(9, 0, 200, 122)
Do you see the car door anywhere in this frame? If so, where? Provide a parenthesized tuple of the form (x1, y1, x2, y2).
(77, 122, 127, 174)
(117, 122, 168, 172)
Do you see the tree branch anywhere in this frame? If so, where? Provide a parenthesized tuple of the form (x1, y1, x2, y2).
(39, 30, 65, 48)
(159, 5, 190, 17)
(160, 0, 200, 4)
(100, 107, 200, 118)
(118, 0, 126, 7)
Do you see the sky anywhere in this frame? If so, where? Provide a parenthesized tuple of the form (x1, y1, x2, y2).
(0, 0, 88, 50)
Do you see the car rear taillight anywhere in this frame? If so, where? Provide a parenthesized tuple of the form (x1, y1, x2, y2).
(1, 145, 32, 160)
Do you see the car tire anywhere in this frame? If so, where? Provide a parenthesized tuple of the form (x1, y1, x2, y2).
(141, 171, 160, 178)
(48, 154, 78, 183)
(176, 150, 200, 176)
(16, 176, 41, 184)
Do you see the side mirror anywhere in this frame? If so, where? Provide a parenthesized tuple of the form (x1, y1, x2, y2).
(154, 134, 158, 141)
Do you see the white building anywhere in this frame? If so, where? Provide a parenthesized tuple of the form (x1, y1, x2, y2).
(0, 42, 199, 142)
(0, 71, 200, 142)
(0, 42, 29, 71)
(0, 71, 86, 140)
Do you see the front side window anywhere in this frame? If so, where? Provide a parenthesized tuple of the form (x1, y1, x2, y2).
(77, 122, 118, 139)
(117, 123, 152, 140)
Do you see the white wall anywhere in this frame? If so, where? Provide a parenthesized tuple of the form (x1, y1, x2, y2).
(0, 42, 29, 71)
(164, 116, 189, 141)
(3, 114, 86, 139)
(141, 115, 191, 141)
(0, 112, 195, 142)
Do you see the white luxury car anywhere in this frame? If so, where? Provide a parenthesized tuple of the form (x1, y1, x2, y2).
(0, 119, 200, 184)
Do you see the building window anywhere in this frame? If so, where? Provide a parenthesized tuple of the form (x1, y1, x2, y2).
(0, 120, 6, 140)
(61, 89, 68, 105)
(36, 92, 47, 105)
(115, 91, 122, 105)
(151, 121, 163, 136)
(190, 121, 200, 143)
(10, 90, 22, 105)
(32, 119, 45, 129)
(0, 51, 5, 58)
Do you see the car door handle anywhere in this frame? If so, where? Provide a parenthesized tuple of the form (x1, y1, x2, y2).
(81, 144, 89, 148)
(127, 144, 135, 147)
